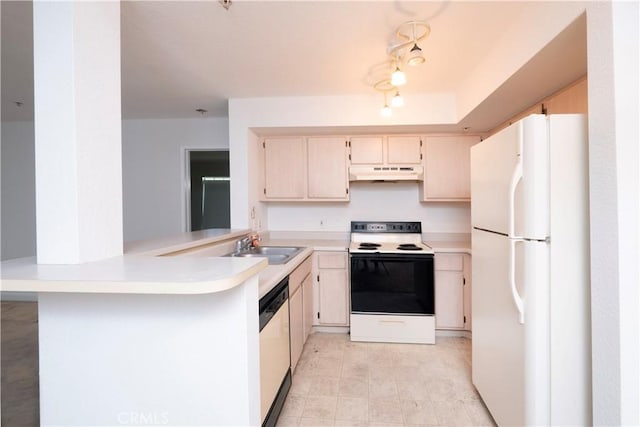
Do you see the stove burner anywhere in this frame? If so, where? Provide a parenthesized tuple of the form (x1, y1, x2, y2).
(358, 243, 381, 248)
(397, 244, 423, 251)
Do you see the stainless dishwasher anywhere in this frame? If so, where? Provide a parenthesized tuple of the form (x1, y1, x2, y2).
(259, 277, 291, 427)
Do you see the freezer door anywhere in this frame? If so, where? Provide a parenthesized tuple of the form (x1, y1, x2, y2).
(471, 114, 549, 239)
(470, 122, 522, 235)
(472, 229, 524, 426)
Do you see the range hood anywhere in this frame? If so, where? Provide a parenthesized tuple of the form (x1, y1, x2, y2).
(349, 165, 424, 182)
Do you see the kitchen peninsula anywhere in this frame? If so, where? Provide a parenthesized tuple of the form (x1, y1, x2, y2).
(0, 229, 269, 426)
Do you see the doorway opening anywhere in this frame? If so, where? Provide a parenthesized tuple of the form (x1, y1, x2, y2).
(185, 150, 230, 231)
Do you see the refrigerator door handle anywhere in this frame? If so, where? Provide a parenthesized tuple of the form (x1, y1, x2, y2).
(508, 159, 523, 238)
(509, 238, 525, 324)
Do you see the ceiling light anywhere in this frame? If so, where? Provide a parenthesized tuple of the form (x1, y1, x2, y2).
(391, 91, 404, 108)
(380, 91, 393, 117)
(407, 44, 425, 66)
(391, 66, 406, 86)
(368, 20, 431, 117)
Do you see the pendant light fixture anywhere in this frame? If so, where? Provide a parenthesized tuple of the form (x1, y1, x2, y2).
(391, 91, 404, 108)
(380, 91, 392, 117)
(368, 20, 430, 116)
(390, 65, 407, 86)
(407, 43, 425, 66)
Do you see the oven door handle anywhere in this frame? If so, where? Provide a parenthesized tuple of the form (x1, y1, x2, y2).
(379, 319, 406, 324)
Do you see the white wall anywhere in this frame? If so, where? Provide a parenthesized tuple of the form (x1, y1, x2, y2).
(121, 117, 229, 242)
(586, 2, 640, 425)
(266, 182, 470, 233)
(1, 121, 36, 260)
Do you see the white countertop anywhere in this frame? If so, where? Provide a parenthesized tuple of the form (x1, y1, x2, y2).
(1, 227, 468, 298)
(256, 237, 347, 299)
(178, 235, 349, 299)
(124, 228, 251, 256)
(426, 241, 471, 254)
(0, 255, 267, 295)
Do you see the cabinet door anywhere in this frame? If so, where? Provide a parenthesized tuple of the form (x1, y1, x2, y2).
(422, 135, 480, 201)
(307, 137, 349, 199)
(349, 136, 384, 165)
(387, 135, 422, 164)
(289, 285, 304, 370)
(314, 251, 349, 326)
(318, 268, 349, 325)
(435, 270, 465, 329)
(463, 254, 471, 331)
(302, 273, 314, 341)
(263, 137, 306, 199)
(435, 254, 465, 329)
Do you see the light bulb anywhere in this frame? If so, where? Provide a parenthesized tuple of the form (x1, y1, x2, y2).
(390, 67, 406, 86)
(380, 104, 392, 117)
(391, 91, 404, 108)
(407, 43, 425, 66)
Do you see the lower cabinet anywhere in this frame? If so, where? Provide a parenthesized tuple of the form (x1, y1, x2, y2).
(435, 253, 471, 331)
(289, 255, 312, 371)
(312, 251, 349, 326)
(289, 284, 304, 370)
(302, 272, 314, 341)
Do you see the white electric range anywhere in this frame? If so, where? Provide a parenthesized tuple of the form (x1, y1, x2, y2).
(348, 221, 436, 344)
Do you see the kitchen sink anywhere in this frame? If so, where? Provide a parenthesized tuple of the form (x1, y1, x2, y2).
(224, 246, 304, 265)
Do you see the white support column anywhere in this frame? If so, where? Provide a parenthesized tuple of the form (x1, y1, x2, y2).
(586, 2, 640, 425)
(33, 1, 122, 264)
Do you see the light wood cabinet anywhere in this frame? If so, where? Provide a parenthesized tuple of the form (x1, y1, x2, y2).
(313, 251, 349, 326)
(420, 135, 481, 202)
(261, 136, 349, 202)
(387, 135, 422, 164)
(302, 272, 314, 341)
(307, 137, 349, 200)
(349, 135, 421, 165)
(349, 136, 384, 164)
(289, 255, 312, 371)
(289, 284, 304, 370)
(487, 76, 587, 137)
(435, 253, 471, 331)
(262, 137, 306, 200)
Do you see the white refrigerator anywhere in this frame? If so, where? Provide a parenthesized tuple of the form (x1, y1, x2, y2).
(470, 114, 591, 426)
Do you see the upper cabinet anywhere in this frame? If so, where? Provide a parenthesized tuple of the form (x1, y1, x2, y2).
(420, 135, 481, 202)
(349, 136, 384, 165)
(261, 136, 349, 202)
(307, 137, 349, 200)
(263, 137, 306, 200)
(349, 135, 421, 165)
(260, 133, 480, 203)
(387, 136, 422, 165)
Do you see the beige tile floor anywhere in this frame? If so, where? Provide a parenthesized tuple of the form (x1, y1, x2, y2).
(0, 302, 494, 427)
(278, 333, 496, 427)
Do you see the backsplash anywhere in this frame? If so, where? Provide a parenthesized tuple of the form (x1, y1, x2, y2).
(265, 182, 471, 233)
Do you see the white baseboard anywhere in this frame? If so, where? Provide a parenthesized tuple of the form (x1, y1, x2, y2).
(311, 326, 349, 334)
(436, 329, 472, 339)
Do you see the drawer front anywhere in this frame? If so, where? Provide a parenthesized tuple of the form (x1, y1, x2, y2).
(289, 255, 312, 291)
(350, 314, 435, 344)
(317, 252, 347, 269)
(435, 254, 464, 271)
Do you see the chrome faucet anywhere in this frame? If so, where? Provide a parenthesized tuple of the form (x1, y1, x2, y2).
(236, 237, 252, 252)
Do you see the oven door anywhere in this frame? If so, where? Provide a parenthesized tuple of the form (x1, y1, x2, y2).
(350, 253, 434, 315)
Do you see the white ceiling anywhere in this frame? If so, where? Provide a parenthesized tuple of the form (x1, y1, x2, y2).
(1, 1, 587, 132)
